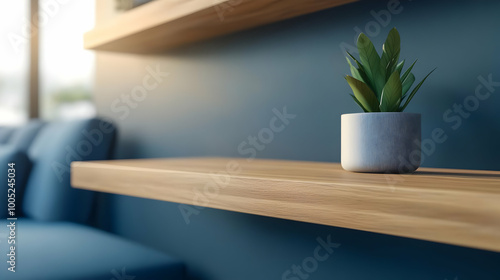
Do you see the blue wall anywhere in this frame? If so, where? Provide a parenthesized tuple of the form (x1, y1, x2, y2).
(93, 0, 500, 279)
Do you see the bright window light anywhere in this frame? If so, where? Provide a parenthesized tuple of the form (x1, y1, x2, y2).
(0, 1, 29, 125)
(39, 0, 96, 120)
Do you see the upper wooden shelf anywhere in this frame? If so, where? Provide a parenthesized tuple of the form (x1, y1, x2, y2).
(84, 0, 358, 53)
(71, 157, 500, 252)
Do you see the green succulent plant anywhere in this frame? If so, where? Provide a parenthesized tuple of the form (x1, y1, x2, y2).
(345, 28, 435, 112)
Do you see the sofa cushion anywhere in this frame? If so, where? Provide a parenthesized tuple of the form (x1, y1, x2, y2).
(0, 219, 184, 280)
(0, 126, 16, 144)
(23, 118, 116, 223)
(0, 147, 32, 218)
(8, 120, 45, 152)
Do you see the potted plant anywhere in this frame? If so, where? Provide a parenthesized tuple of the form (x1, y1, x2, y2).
(341, 28, 435, 173)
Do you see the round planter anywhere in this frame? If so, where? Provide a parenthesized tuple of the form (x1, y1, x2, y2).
(341, 112, 421, 173)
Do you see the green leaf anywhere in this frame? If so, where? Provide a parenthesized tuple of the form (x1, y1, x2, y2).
(380, 28, 401, 79)
(346, 51, 364, 70)
(399, 68, 436, 111)
(346, 57, 363, 82)
(350, 94, 368, 112)
(395, 60, 405, 74)
(346, 51, 374, 92)
(385, 56, 399, 80)
(401, 59, 417, 83)
(402, 73, 415, 96)
(380, 71, 402, 112)
(345, 76, 380, 112)
(357, 33, 385, 98)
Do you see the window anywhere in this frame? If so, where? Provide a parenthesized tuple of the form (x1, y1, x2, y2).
(39, 0, 96, 120)
(0, 1, 30, 125)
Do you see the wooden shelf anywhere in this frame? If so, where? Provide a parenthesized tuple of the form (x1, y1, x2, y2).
(84, 0, 357, 53)
(71, 157, 500, 252)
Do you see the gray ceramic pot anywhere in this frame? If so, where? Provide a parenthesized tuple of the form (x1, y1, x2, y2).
(341, 112, 421, 173)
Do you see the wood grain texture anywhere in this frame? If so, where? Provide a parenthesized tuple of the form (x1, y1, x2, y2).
(84, 0, 358, 53)
(71, 157, 500, 252)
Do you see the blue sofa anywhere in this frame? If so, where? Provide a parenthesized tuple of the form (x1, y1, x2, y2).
(0, 118, 184, 280)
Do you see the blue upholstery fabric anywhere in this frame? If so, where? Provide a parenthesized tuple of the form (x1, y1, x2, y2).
(0, 219, 184, 280)
(0, 126, 16, 144)
(0, 147, 31, 218)
(8, 120, 45, 152)
(23, 118, 116, 223)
